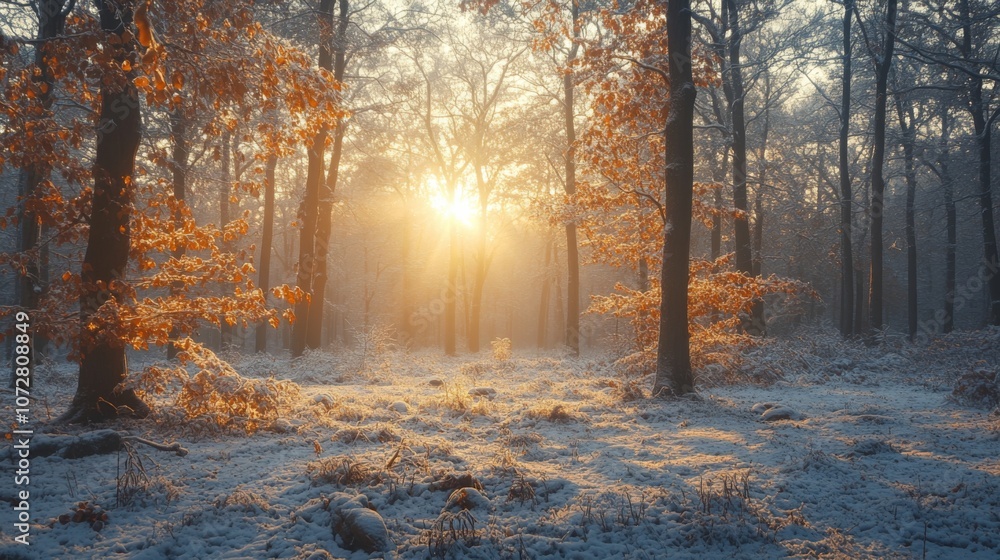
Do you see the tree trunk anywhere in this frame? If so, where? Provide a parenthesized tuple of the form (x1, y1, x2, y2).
(469, 242, 486, 353)
(750, 79, 771, 335)
(537, 237, 552, 349)
(724, 0, 759, 336)
(308, 0, 349, 350)
(445, 215, 458, 356)
(13, 0, 69, 380)
(469, 173, 488, 353)
(167, 106, 188, 360)
(291, 0, 335, 356)
(854, 248, 867, 336)
(894, 93, 918, 340)
(939, 107, 956, 333)
(219, 131, 234, 350)
(653, 0, 696, 397)
(960, 0, 1000, 324)
(563, 0, 581, 356)
(553, 242, 565, 349)
(867, 0, 897, 341)
(61, 0, 148, 423)
(710, 148, 728, 265)
(399, 204, 413, 347)
(255, 153, 278, 353)
(838, 0, 855, 338)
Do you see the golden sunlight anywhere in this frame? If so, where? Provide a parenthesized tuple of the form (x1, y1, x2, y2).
(428, 181, 478, 228)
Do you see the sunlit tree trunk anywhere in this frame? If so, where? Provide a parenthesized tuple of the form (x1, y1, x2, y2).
(710, 148, 728, 266)
(445, 214, 458, 356)
(553, 242, 565, 349)
(255, 153, 278, 353)
(563, 0, 581, 356)
(219, 131, 234, 349)
(468, 193, 488, 353)
(61, 0, 148, 423)
(537, 237, 552, 349)
(13, 0, 70, 377)
(167, 105, 188, 360)
(653, 0, 696, 397)
(399, 202, 414, 347)
(292, 0, 335, 356)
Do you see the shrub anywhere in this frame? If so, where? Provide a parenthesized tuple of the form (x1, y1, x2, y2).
(128, 337, 300, 434)
(491, 338, 512, 361)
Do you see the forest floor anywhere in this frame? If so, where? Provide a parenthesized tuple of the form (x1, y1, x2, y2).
(2, 328, 1000, 559)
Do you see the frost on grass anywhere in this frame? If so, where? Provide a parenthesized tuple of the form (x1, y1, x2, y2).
(20, 332, 1000, 559)
(129, 338, 301, 434)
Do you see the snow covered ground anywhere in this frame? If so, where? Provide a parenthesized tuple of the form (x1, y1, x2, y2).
(2, 329, 999, 559)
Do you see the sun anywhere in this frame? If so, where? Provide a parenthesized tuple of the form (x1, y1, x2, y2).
(428, 183, 478, 228)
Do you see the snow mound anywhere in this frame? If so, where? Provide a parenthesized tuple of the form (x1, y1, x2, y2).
(752, 402, 805, 421)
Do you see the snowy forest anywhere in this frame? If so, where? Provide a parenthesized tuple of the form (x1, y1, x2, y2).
(1, 0, 999, 558)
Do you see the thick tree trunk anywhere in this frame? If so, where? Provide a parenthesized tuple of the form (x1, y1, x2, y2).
(838, 0, 855, 338)
(973, 121, 1000, 324)
(291, 130, 326, 356)
(653, 0, 696, 397)
(291, 0, 335, 356)
(308, 0, 349, 350)
(960, 0, 1000, 326)
(167, 106, 188, 359)
(255, 154, 277, 353)
(867, 0, 897, 341)
(61, 0, 148, 423)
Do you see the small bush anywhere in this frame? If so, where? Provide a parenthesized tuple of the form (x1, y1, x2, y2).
(491, 338, 512, 361)
(427, 509, 478, 557)
(526, 401, 580, 423)
(116, 440, 150, 508)
(129, 338, 300, 434)
(952, 366, 1000, 409)
(432, 383, 471, 415)
(348, 323, 395, 381)
(507, 473, 536, 505)
(214, 489, 273, 515)
(307, 457, 381, 486)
